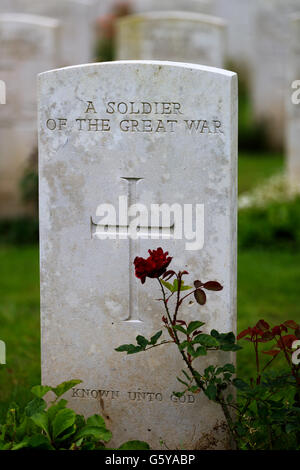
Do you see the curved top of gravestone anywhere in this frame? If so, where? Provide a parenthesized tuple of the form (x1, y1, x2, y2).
(38, 59, 235, 79)
(117, 11, 227, 28)
(0, 13, 60, 29)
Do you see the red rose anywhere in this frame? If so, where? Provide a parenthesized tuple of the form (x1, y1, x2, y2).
(134, 248, 172, 284)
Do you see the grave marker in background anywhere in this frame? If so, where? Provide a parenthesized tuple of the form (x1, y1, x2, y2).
(287, 13, 300, 190)
(130, 0, 214, 14)
(0, 14, 61, 216)
(116, 12, 226, 68)
(251, 0, 300, 149)
(0, 0, 96, 65)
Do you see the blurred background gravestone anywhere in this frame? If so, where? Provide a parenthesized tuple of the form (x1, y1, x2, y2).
(0, 0, 97, 65)
(129, 0, 214, 14)
(116, 11, 226, 68)
(286, 13, 300, 190)
(251, 0, 300, 150)
(0, 14, 61, 217)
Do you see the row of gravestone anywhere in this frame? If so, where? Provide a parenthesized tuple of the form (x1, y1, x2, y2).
(1, 1, 300, 217)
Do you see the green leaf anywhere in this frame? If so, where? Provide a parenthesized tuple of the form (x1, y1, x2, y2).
(220, 344, 242, 352)
(47, 399, 68, 422)
(161, 279, 192, 293)
(115, 344, 135, 352)
(233, 378, 251, 391)
(160, 279, 174, 292)
(205, 384, 217, 401)
(136, 335, 148, 349)
(16, 416, 30, 441)
(173, 325, 188, 335)
(187, 343, 195, 356)
(193, 334, 219, 347)
(11, 438, 30, 450)
(204, 365, 215, 376)
(211, 329, 220, 338)
(187, 321, 205, 335)
(177, 377, 188, 387)
(52, 408, 76, 439)
(115, 344, 143, 354)
(173, 279, 192, 291)
(31, 385, 52, 399)
(25, 398, 46, 417)
(179, 340, 189, 351)
(172, 391, 185, 398)
(127, 346, 143, 355)
(182, 370, 191, 381)
(30, 412, 50, 437)
(86, 415, 106, 428)
(27, 434, 53, 449)
(150, 331, 162, 345)
(118, 441, 150, 450)
(115, 344, 142, 354)
(75, 426, 112, 443)
(52, 379, 82, 398)
(193, 346, 207, 357)
(222, 363, 235, 374)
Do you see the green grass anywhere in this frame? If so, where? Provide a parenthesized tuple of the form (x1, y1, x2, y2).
(0, 246, 40, 419)
(238, 152, 284, 194)
(237, 249, 300, 378)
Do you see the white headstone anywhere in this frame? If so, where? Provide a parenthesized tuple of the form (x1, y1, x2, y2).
(251, 0, 300, 148)
(116, 12, 226, 68)
(38, 60, 237, 449)
(0, 14, 61, 216)
(130, 0, 214, 14)
(0, 0, 97, 66)
(286, 13, 300, 189)
(213, 0, 258, 74)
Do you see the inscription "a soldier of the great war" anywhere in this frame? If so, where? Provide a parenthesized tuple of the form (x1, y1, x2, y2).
(45, 100, 224, 134)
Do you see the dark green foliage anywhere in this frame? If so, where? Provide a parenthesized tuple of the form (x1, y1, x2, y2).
(0, 380, 149, 450)
(239, 197, 300, 250)
(0, 217, 39, 245)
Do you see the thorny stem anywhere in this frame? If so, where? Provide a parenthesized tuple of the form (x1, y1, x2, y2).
(157, 277, 239, 448)
(145, 341, 173, 351)
(254, 338, 261, 385)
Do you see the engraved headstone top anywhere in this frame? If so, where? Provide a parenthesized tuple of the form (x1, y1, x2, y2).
(38, 60, 237, 449)
(116, 12, 226, 68)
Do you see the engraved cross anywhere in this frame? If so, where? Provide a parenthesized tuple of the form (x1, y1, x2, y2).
(90, 177, 174, 323)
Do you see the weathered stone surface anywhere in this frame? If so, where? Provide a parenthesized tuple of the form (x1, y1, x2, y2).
(251, 0, 300, 149)
(0, 0, 96, 65)
(129, 0, 214, 14)
(287, 13, 300, 190)
(213, 0, 258, 73)
(38, 61, 237, 449)
(116, 12, 226, 68)
(0, 14, 61, 216)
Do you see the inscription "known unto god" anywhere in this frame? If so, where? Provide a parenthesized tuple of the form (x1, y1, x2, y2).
(45, 100, 224, 135)
(72, 388, 196, 404)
